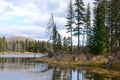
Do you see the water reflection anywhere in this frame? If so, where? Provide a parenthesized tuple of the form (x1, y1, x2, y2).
(52, 68, 87, 80)
(52, 67, 120, 80)
(0, 57, 120, 80)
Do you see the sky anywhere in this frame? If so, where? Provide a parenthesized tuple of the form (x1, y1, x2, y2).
(0, 0, 94, 44)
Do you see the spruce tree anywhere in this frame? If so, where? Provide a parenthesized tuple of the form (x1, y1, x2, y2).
(0, 38, 2, 52)
(2, 36, 7, 53)
(25, 39, 29, 52)
(108, 0, 120, 52)
(46, 14, 61, 55)
(66, 0, 75, 54)
(52, 24, 58, 54)
(63, 36, 70, 54)
(85, 3, 91, 42)
(88, 0, 109, 55)
(85, 3, 91, 53)
(57, 33, 62, 53)
(74, 0, 85, 55)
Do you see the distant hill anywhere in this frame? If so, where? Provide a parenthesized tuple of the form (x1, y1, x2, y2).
(6, 36, 35, 42)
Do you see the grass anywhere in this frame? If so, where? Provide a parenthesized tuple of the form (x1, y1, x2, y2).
(35, 56, 120, 78)
(0, 52, 35, 54)
(35, 54, 120, 70)
(35, 57, 106, 68)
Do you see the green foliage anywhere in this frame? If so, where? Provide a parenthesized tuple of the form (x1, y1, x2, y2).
(108, 0, 120, 51)
(62, 37, 70, 54)
(46, 14, 62, 54)
(0, 37, 7, 52)
(85, 3, 91, 41)
(66, 0, 75, 54)
(74, 0, 85, 55)
(87, 0, 109, 55)
(83, 3, 91, 53)
(0, 36, 52, 53)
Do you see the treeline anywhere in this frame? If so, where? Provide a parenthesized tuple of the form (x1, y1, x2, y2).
(0, 36, 78, 54)
(0, 36, 51, 53)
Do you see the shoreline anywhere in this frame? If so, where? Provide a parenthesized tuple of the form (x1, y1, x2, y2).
(34, 54, 120, 70)
(0, 52, 41, 54)
(35, 57, 106, 67)
(0, 52, 119, 70)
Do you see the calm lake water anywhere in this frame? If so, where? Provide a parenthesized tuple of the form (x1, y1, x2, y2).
(0, 54, 120, 80)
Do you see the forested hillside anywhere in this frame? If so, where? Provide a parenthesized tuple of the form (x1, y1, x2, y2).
(0, 36, 51, 53)
(0, 36, 78, 53)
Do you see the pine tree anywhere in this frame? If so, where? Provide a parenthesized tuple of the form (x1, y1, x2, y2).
(20, 41, 25, 52)
(66, 0, 75, 54)
(108, 0, 120, 52)
(88, 0, 109, 55)
(25, 39, 29, 52)
(57, 33, 62, 53)
(0, 38, 2, 52)
(46, 14, 60, 55)
(85, 3, 91, 42)
(63, 36, 70, 54)
(15, 41, 19, 52)
(28, 41, 35, 52)
(52, 24, 58, 54)
(85, 3, 91, 53)
(74, 0, 85, 55)
(12, 41, 15, 52)
(2, 36, 7, 53)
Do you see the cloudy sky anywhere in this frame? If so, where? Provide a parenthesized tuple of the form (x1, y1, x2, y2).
(0, 0, 94, 44)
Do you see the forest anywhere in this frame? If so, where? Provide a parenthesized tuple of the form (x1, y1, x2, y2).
(0, 0, 120, 56)
(0, 36, 77, 53)
(45, 0, 120, 56)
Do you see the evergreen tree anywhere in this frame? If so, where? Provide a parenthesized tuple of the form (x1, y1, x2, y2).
(57, 33, 62, 53)
(0, 38, 2, 52)
(66, 0, 75, 54)
(15, 41, 19, 52)
(25, 39, 29, 52)
(85, 3, 91, 43)
(52, 24, 58, 54)
(63, 37, 70, 54)
(1, 36, 7, 53)
(46, 14, 58, 54)
(40, 41, 47, 53)
(7, 41, 12, 52)
(34, 41, 38, 53)
(88, 0, 109, 55)
(12, 41, 15, 52)
(20, 41, 25, 52)
(74, 0, 85, 55)
(85, 3, 91, 53)
(108, 0, 120, 52)
(28, 41, 35, 52)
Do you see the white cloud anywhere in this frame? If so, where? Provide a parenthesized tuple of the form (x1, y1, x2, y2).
(0, 0, 94, 44)
(24, 14, 49, 26)
(0, 25, 47, 40)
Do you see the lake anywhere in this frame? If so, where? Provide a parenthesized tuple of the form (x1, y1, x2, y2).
(0, 54, 120, 80)
(0, 53, 44, 58)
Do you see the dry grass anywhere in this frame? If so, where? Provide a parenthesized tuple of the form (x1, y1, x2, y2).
(0, 52, 35, 54)
(35, 54, 120, 69)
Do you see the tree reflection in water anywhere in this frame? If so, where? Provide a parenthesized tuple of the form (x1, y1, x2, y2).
(0, 57, 120, 80)
(52, 67, 120, 80)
